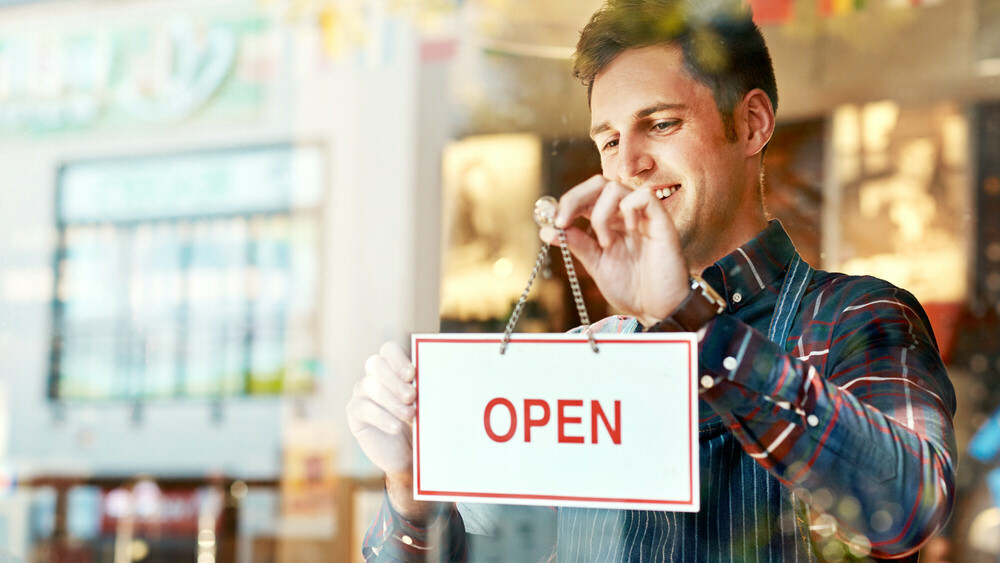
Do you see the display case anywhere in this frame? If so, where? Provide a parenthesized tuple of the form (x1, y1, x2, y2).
(48, 144, 324, 402)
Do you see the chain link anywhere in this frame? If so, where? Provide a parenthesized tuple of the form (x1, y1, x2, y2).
(499, 242, 550, 354)
(500, 227, 598, 354)
(558, 229, 598, 353)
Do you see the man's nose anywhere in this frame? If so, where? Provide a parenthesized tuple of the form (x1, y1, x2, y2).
(616, 137, 654, 187)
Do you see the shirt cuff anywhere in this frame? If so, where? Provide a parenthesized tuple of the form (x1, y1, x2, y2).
(697, 314, 820, 423)
(362, 488, 467, 562)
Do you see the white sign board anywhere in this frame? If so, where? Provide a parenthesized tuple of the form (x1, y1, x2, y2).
(412, 333, 699, 512)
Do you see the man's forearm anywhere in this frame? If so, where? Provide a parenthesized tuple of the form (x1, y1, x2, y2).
(362, 473, 468, 562)
(386, 471, 444, 524)
(717, 370, 955, 555)
(698, 312, 956, 555)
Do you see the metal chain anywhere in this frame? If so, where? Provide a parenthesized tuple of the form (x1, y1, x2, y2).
(558, 229, 598, 353)
(500, 241, 550, 354)
(499, 227, 598, 354)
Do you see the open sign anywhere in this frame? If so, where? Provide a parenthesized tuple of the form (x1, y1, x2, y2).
(481, 397, 622, 445)
(412, 333, 699, 512)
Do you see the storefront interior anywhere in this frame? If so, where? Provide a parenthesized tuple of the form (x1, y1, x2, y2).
(0, 0, 999, 561)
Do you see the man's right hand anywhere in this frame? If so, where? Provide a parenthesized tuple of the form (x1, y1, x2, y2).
(540, 174, 691, 328)
(346, 341, 434, 520)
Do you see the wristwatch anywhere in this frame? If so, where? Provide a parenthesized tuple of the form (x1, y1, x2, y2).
(643, 275, 727, 333)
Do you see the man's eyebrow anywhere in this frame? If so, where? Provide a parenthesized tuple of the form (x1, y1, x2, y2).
(635, 102, 686, 120)
(589, 121, 612, 140)
(589, 103, 687, 139)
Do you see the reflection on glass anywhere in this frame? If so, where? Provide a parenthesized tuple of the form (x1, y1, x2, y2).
(833, 101, 969, 305)
(440, 134, 543, 322)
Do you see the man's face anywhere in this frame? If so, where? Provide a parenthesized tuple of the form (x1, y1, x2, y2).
(589, 45, 752, 264)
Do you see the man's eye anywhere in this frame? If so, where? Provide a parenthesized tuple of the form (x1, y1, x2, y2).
(654, 120, 679, 131)
(602, 139, 619, 151)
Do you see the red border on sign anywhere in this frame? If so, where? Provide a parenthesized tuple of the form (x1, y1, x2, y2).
(412, 335, 697, 508)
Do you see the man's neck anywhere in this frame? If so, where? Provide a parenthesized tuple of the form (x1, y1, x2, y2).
(686, 215, 770, 275)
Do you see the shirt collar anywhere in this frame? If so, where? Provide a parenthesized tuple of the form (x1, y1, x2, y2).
(701, 220, 797, 313)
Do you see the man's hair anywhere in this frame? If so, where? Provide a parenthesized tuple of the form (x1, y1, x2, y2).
(574, 0, 778, 140)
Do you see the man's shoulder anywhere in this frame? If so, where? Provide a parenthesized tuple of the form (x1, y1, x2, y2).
(807, 268, 926, 311)
(811, 268, 910, 294)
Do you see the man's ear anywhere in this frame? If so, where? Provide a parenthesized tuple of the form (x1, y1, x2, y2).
(742, 89, 775, 157)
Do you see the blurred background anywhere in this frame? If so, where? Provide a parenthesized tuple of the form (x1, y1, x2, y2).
(0, 0, 998, 561)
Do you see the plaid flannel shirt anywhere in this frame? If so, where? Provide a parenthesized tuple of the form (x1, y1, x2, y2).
(363, 221, 956, 562)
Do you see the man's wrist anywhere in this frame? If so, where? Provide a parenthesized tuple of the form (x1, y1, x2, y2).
(643, 275, 726, 333)
(638, 277, 693, 327)
(385, 471, 441, 525)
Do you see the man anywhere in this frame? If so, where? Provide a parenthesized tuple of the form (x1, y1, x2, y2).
(346, 0, 957, 560)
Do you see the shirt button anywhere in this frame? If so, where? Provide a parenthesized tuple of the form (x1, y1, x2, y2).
(806, 414, 819, 427)
(700, 375, 715, 389)
(732, 292, 743, 304)
(401, 535, 414, 545)
(723, 356, 738, 371)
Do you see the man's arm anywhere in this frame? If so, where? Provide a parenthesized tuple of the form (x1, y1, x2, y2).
(347, 342, 469, 561)
(362, 490, 468, 562)
(699, 278, 956, 558)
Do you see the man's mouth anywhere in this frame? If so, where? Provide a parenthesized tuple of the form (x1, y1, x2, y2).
(655, 185, 681, 200)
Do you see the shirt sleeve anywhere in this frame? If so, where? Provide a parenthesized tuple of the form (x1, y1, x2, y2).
(698, 279, 957, 558)
(362, 490, 468, 562)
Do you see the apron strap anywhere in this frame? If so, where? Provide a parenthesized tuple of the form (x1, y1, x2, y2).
(765, 252, 818, 557)
(767, 253, 813, 349)
(698, 252, 814, 434)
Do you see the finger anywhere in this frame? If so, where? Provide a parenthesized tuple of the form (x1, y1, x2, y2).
(589, 181, 630, 247)
(554, 175, 608, 228)
(539, 226, 559, 245)
(365, 354, 417, 405)
(362, 374, 417, 421)
(379, 341, 415, 382)
(559, 225, 604, 279)
(348, 396, 408, 435)
(619, 189, 679, 242)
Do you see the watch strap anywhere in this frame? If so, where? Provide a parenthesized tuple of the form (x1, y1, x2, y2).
(644, 276, 726, 333)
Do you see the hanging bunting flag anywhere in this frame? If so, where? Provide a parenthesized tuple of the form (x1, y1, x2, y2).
(819, 0, 867, 16)
(886, 0, 944, 8)
(747, 0, 795, 24)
